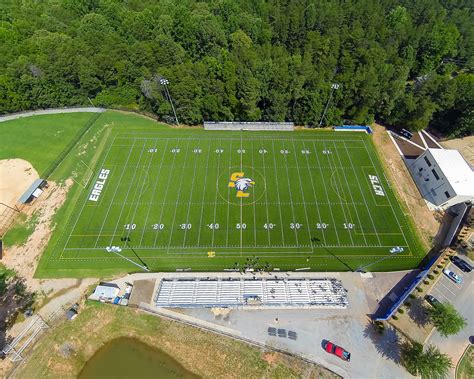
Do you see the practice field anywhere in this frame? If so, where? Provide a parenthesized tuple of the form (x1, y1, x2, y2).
(42, 129, 424, 274)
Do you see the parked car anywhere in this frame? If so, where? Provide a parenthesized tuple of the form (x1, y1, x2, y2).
(400, 129, 413, 139)
(450, 256, 472, 273)
(323, 340, 351, 362)
(425, 295, 441, 308)
(443, 268, 462, 284)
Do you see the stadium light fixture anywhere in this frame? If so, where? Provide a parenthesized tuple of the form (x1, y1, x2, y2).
(319, 83, 340, 127)
(159, 77, 179, 125)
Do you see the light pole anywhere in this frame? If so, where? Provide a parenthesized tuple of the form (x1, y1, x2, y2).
(106, 246, 150, 272)
(159, 77, 179, 125)
(319, 83, 340, 127)
(355, 247, 405, 273)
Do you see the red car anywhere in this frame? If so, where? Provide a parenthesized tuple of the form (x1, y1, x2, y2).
(323, 340, 351, 361)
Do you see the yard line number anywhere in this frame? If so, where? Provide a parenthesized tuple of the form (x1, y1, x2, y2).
(124, 223, 136, 230)
(343, 223, 355, 229)
(152, 223, 165, 230)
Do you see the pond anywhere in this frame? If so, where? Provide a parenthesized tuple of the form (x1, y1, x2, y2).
(78, 337, 199, 379)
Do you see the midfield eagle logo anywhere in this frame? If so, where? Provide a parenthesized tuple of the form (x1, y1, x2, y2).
(228, 172, 255, 198)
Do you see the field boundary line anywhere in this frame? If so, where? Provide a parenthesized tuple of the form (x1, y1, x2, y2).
(138, 139, 170, 246)
(312, 141, 341, 245)
(332, 141, 368, 246)
(301, 141, 327, 244)
(182, 141, 201, 246)
(195, 140, 212, 247)
(291, 139, 313, 249)
(106, 139, 148, 247)
(270, 140, 287, 245)
(153, 139, 181, 247)
(123, 138, 159, 245)
(324, 141, 355, 245)
(166, 139, 192, 251)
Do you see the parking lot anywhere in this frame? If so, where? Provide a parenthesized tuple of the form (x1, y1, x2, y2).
(426, 256, 473, 378)
(428, 259, 470, 305)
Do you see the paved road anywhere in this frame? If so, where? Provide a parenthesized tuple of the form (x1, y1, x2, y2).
(426, 257, 474, 378)
(0, 107, 105, 122)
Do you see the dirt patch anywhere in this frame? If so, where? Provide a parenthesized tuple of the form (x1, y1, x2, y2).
(2, 179, 76, 293)
(0, 159, 39, 206)
(441, 135, 474, 166)
(372, 124, 439, 248)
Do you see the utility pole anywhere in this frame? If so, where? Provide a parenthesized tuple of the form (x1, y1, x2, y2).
(319, 83, 340, 127)
(159, 77, 179, 125)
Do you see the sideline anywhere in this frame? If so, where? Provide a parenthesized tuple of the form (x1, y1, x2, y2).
(0, 107, 105, 122)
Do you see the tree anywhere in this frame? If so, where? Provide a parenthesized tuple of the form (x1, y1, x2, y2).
(426, 302, 467, 337)
(401, 341, 452, 378)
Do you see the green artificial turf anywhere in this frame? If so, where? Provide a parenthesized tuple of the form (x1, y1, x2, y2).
(36, 116, 425, 277)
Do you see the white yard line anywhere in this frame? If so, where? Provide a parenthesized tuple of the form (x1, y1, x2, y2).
(250, 140, 257, 246)
(260, 141, 272, 246)
(153, 139, 181, 247)
(301, 141, 327, 245)
(166, 139, 191, 251)
(196, 140, 212, 247)
(224, 141, 233, 247)
(93, 139, 139, 248)
(291, 139, 313, 249)
(182, 142, 201, 246)
(339, 141, 382, 246)
(123, 140, 158, 244)
(138, 139, 170, 246)
(270, 140, 289, 246)
(323, 141, 354, 245)
(311, 141, 341, 245)
(106, 139, 148, 247)
(332, 141, 368, 246)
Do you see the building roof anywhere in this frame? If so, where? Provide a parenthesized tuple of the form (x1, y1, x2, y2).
(91, 284, 120, 300)
(18, 179, 45, 203)
(427, 148, 474, 196)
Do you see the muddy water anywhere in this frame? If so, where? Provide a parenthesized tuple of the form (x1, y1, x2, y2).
(78, 337, 199, 379)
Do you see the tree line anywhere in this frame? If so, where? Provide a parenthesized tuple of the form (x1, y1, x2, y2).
(0, 0, 472, 136)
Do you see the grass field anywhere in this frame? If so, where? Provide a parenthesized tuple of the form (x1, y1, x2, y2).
(0, 113, 95, 176)
(36, 115, 424, 276)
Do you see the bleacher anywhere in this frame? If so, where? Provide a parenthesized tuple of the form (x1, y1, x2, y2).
(155, 278, 348, 309)
(204, 121, 294, 131)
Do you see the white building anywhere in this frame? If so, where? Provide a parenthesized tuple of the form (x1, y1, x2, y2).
(409, 149, 474, 209)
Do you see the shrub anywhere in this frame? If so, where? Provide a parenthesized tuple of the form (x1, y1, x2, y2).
(437, 264, 443, 269)
(428, 274, 434, 280)
(433, 270, 439, 274)
(405, 301, 411, 307)
(398, 308, 405, 314)
(392, 315, 398, 320)
(409, 293, 416, 299)
(423, 280, 430, 285)
(416, 287, 423, 292)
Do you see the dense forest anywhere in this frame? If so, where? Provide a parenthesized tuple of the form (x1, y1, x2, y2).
(0, 0, 472, 136)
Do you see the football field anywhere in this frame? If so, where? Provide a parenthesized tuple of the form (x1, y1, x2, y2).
(44, 129, 424, 274)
